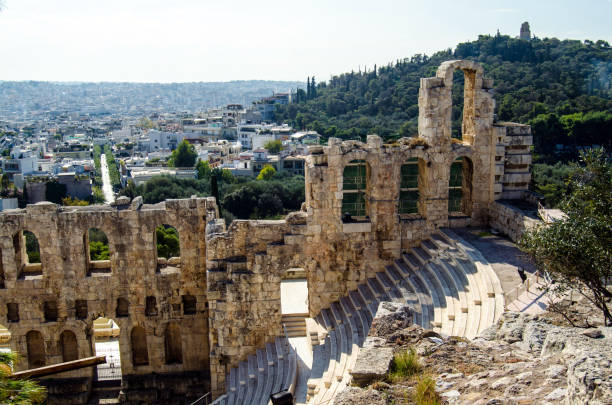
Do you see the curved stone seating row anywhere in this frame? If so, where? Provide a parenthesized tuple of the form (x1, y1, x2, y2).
(211, 229, 504, 404)
(211, 336, 297, 405)
(304, 229, 505, 404)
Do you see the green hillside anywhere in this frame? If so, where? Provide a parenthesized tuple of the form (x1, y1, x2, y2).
(274, 34, 612, 161)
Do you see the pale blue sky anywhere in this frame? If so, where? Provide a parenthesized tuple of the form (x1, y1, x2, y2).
(0, 0, 610, 83)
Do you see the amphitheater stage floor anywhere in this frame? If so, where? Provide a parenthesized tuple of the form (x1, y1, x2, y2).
(452, 227, 537, 294)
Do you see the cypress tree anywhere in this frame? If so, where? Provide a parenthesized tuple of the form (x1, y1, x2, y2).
(306, 76, 311, 99)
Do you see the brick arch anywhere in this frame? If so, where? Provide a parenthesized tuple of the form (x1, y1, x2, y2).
(164, 321, 182, 364)
(60, 330, 79, 362)
(26, 330, 46, 368)
(130, 326, 149, 366)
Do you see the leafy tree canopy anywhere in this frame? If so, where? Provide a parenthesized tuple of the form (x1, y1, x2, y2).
(264, 140, 283, 154)
(520, 148, 612, 325)
(256, 165, 276, 181)
(168, 140, 197, 168)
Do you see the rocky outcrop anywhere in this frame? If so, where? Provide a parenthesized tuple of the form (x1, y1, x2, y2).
(343, 310, 612, 405)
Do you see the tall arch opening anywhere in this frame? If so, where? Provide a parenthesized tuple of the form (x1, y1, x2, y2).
(130, 326, 149, 366)
(448, 156, 474, 216)
(85, 228, 111, 275)
(26, 330, 46, 368)
(60, 330, 79, 362)
(92, 317, 122, 381)
(164, 322, 183, 364)
(155, 224, 181, 274)
(450, 68, 477, 142)
(14, 230, 42, 279)
(342, 160, 368, 219)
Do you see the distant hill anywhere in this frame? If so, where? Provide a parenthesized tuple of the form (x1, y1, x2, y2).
(0, 80, 304, 118)
(274, 34, 612, 160)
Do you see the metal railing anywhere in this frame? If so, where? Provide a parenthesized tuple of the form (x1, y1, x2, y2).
(190, 392, 211, 405)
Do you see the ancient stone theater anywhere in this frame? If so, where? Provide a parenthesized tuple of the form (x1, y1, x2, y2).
(0, 60, 538, 404)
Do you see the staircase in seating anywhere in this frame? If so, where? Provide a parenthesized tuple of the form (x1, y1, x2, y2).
(303, 229, 505, 403)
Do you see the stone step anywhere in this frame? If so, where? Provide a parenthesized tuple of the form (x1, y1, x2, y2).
(424, 262, 455, 336)
(375, 270, 394, 291)
(245, 355, 257, 401)
(435, 258, 469, 337)
(410, 263, 443, 330)
(395, 260, 433, 329)
(367, 277, 385, 299)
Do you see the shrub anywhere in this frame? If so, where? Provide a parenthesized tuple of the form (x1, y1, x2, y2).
(389, 347, 421, 380)
(414, 375, 441, 405)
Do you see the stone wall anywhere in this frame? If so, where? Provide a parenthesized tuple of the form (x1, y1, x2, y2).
(0, 197, 216, 401)
(488, 200, 540, 242)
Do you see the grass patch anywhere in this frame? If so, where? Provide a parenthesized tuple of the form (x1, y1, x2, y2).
(414, 375, 441, 405)
(389, 347, 422, 381)
(477, 231, 493, 237)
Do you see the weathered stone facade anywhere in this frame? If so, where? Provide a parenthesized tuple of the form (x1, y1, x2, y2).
(204, 60, 533, 397)
(0, 198, 216, 403)
(0, 60, 534, 401)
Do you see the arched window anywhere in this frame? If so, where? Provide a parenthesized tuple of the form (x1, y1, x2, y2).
(164, 322, 183, 364)
(23, 231, 40, 264)
(449, 157, 473, 215)
(399, 158, 420, 214)
(342, 160, 367, 218)
(14, 230, 42, 278)
(86, 228, 110, 275)
(156, 225, 181, 273)
(26, 330, 46, 368)
(131, 326, 149, 366)
(116, 297, 129, 318)
(60, 330, 78, 362)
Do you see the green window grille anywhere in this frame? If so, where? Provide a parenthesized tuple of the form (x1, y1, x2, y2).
(449, 161, 463, 187)
(342, 191, 366, 217)
(342, 160, 367, 217)
(399, 159, 419, 214)
(399, 190, 419, 214)
(449, 160, 463, 212)
(343, 160, 367, 191)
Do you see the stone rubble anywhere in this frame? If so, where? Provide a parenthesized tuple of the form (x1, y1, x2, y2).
(344, 310, 612, 405)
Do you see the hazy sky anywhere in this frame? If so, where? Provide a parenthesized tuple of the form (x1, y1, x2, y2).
(0, 0, 610, 83)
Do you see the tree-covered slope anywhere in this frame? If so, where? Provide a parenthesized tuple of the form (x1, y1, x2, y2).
(274, 34, 612, 160)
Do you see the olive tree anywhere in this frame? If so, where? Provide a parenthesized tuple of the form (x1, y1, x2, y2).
(520, 148, 612, 325)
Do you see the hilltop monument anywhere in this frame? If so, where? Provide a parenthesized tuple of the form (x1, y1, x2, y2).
(520, 21, 531, 40)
